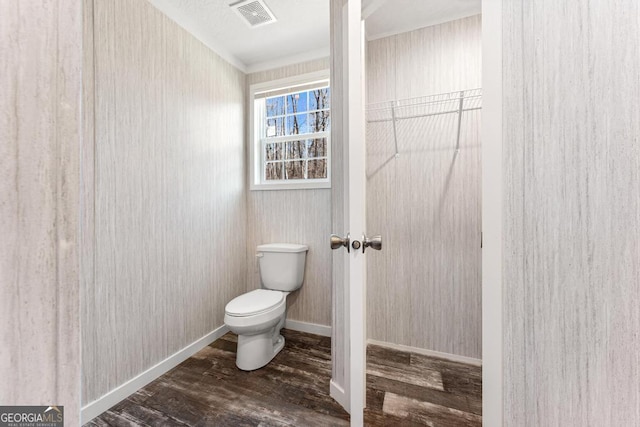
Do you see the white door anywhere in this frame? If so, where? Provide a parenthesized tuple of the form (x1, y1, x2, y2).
(344, 0, 366, 423)
(330, 1, 378, 425)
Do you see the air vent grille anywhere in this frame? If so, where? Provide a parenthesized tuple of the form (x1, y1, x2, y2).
(232, 0, 277, 28)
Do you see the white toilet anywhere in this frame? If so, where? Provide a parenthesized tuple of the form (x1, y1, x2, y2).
(224, 243, 308, 371)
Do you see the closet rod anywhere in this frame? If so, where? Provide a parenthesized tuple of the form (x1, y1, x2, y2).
(367, 106, 481, 124)
(367, 89, 482, 111)
(366, 89, 482, 157)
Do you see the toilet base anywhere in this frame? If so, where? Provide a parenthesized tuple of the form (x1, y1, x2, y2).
(236, 333, 285, 371)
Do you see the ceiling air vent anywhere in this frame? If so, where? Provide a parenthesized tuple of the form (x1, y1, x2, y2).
(231, 0, 277, 28)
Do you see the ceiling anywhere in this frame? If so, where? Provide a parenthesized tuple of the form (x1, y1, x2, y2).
(149, 0, 330, 73)
(365, 0, 481, 41)
(149, 0, 481, 74)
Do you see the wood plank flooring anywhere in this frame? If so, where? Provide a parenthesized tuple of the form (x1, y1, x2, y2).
(365, 345, 482, 426)
(86, 329, 481, 426)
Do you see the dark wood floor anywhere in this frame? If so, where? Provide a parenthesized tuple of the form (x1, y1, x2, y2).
(364, 344, 482, 426)
(86, 329, 481, 426)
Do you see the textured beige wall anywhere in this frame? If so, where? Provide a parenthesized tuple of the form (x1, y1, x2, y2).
(365, 15, 482, 358)
(246, 58, 332, 327)
(82, 0, 246, 405)
(0, 0, 82, 424)
(503, 1, 640, 425)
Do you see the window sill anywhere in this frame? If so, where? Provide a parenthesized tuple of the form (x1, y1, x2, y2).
(250, 181, 331, 191)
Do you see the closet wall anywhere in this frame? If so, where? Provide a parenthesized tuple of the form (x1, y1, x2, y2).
(366, 15, 482, 358)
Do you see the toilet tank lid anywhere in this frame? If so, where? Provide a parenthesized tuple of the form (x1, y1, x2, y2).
(257, 243, 309, 253)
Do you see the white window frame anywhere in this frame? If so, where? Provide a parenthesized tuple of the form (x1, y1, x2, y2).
(249, 70, 331, 191)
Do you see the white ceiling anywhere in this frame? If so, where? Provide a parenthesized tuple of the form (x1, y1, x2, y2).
(149, 0, 330, 73)
(149, 0, 481, 73)
(365, 0, 481, 41)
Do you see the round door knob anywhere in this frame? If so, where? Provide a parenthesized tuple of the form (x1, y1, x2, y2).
(362, 234, 382, 253)
(330, 233, 350, 253)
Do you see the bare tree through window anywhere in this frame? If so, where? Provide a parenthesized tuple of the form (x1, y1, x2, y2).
(261, 84, 330, 182)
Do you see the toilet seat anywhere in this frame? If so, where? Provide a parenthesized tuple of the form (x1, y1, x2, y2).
(225, 289, 284, 317)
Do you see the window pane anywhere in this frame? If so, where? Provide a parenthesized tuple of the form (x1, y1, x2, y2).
(307, 159, 327, 179)
(266, 118, 285, 137)
(257, 82, 331, 186)
(266, 96, 285, 117)
(309, 88, 330, 111)
(265, 143, 282, 161)
(265, 162, 283, 180)
(287, 92, 308, 114)
(285, 140, 306, 160)
(285, 161, 305, 179)
(306, 138, 327, 158)
(286, 114, 308, 135)
(309, 111, 330, 132)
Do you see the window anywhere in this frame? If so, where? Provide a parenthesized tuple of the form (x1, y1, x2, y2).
(250, 71, 331, 190)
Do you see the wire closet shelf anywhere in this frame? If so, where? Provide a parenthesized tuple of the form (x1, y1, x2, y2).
(366, 88, 482, 156)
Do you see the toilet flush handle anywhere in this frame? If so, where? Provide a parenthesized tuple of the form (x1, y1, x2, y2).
(254, 252, 263, 272)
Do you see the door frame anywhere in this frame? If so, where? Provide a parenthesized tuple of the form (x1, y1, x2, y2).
(328, 1, 366, 423)
(331, 0, 504, 425)
(482, 0, 503, 425)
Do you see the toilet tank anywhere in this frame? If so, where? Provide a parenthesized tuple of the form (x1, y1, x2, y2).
(257, 243, 308, 292)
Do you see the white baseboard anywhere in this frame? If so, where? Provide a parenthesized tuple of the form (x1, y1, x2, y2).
(330, 379, 350, 413)
(284, 319, 331, 337)
(367, 339, 482, 367)
(81, 324, 229, 424)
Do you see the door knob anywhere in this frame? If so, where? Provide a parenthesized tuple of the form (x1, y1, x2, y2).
(330, 233, 350, 253)
(362, 234, 382, 253)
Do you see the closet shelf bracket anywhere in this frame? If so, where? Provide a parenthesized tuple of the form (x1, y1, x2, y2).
(455, 90, 464, 153)
(391, 102, 400, 158)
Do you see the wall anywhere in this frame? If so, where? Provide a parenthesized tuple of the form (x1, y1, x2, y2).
(365, 15, 482, 358)
(82, 0, 246, 405)
(246, 58, 332, 327)
(503, 1, 640, 425)
(0, 0, 82, 424)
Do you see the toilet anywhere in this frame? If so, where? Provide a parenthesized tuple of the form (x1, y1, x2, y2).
(224, 243, 308, 371)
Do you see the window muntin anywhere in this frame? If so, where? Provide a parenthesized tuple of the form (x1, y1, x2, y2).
(256, 84, 331, 185)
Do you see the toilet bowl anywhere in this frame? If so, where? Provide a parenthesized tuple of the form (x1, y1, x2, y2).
(224, 243, 308, 371)
(224, 289, 288, 370)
